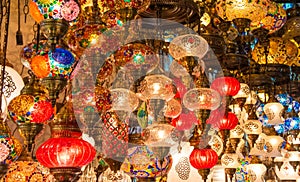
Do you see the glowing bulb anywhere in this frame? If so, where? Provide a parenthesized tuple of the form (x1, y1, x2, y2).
(153, 83, 161, 94)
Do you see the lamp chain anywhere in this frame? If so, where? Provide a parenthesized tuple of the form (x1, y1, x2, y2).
(23, 0, 29, 23)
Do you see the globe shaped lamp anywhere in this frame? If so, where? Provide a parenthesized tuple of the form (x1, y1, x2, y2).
(121, 146, 173, 180)
(7, 76, 54, 153)
(36, 101, 96, 182)
(183, 88, 221, 111)
(189, 147, 218, 182)
(263, 97, 284, 125)
(30, 47, 76, 106)
(211, 76, 240, 97)
(29, 0, 80, 48)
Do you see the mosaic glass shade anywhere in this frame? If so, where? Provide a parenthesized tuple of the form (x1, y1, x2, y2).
(0, 135, 19, 165)
(169, 34, 209, 59)
(4, 161, 53, 182)
(102, 111, 129, 159)
(29, 0, 80, 23)
(252, 37, 298, 65)
(64, 23, 107, 57)
(215, 0, 269, 22)
(113, 43, 158, 71)
(183, 88, 221, 111)
(80, 0, 150, 14)
(250, 2, 287, 34)
(30, 47, 76, 79)
(121, 146, 173, 178)
(8, 95, 53, 124)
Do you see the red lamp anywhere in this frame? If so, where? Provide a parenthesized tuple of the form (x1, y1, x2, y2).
(36, 100, 96, 182)
(215, 112, 239, 130)
(211, 76, 240, 96)
(171, 111, 197, 131)
(189, 148, 218, 182)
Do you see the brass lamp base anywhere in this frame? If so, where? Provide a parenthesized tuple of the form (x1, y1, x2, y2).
(41, 77, 67, 106)
(104, 157, 124, 173)
(40, 19, 69, 49)
(18, 122, 44, 152)
(225, 168, 236, 182)
(232, 18, 251, 34)
(0, 163, 8, 179)
(50, 167, 81, 182)
(198, 168, 210, 182)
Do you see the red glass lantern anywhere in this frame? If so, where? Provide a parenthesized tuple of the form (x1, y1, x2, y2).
(36, 101, 96, 181)
(211, 77, 240, 96)
(36, 137, 96, 168)
(189, 148, 218, 169)
(171, 111, 197, 131)
(215, 112, 239, 130)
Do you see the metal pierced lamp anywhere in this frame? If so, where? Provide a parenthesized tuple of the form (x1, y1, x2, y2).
(36, 100, 96, 182)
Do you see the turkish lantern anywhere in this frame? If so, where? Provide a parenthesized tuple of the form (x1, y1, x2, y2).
(215, 112, 239, 130)
(211, 77, 240, 96)
(171, 111, 197, 131)
(189, 148, 218, 182)
(36, 101, 96, 182)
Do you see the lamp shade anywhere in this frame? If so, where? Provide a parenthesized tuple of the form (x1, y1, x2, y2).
(29, 0, 80, 23)
(250, 2, 287, 34)
(252, 37, 298, 65)
(121, 146, 173, 178)
(264, 101, 284, 125)
(169, 34, 209, 59)
(215, 0, 268, 22)
(8, 95, 54, 124)
(221, 153, 240, 168)
(189, 148, 218, 169)
(4, 161, 53, 182)
(36, 137, 96, 168)
(142, 123, 176, 147)
(244, 120, 262, 135)
(0, 66, 24, 104)
(183, 88, 221, 111)
(211, 77, 240, 96)
(136, 74, 176, 101)
(246, 163, 267, 182)
(30, 48, 76, 79)
(171, 111, 197, 131)
(215, 112, 239, 130)
(233, 83, 250, 99)
(110, 88, 139, 112)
